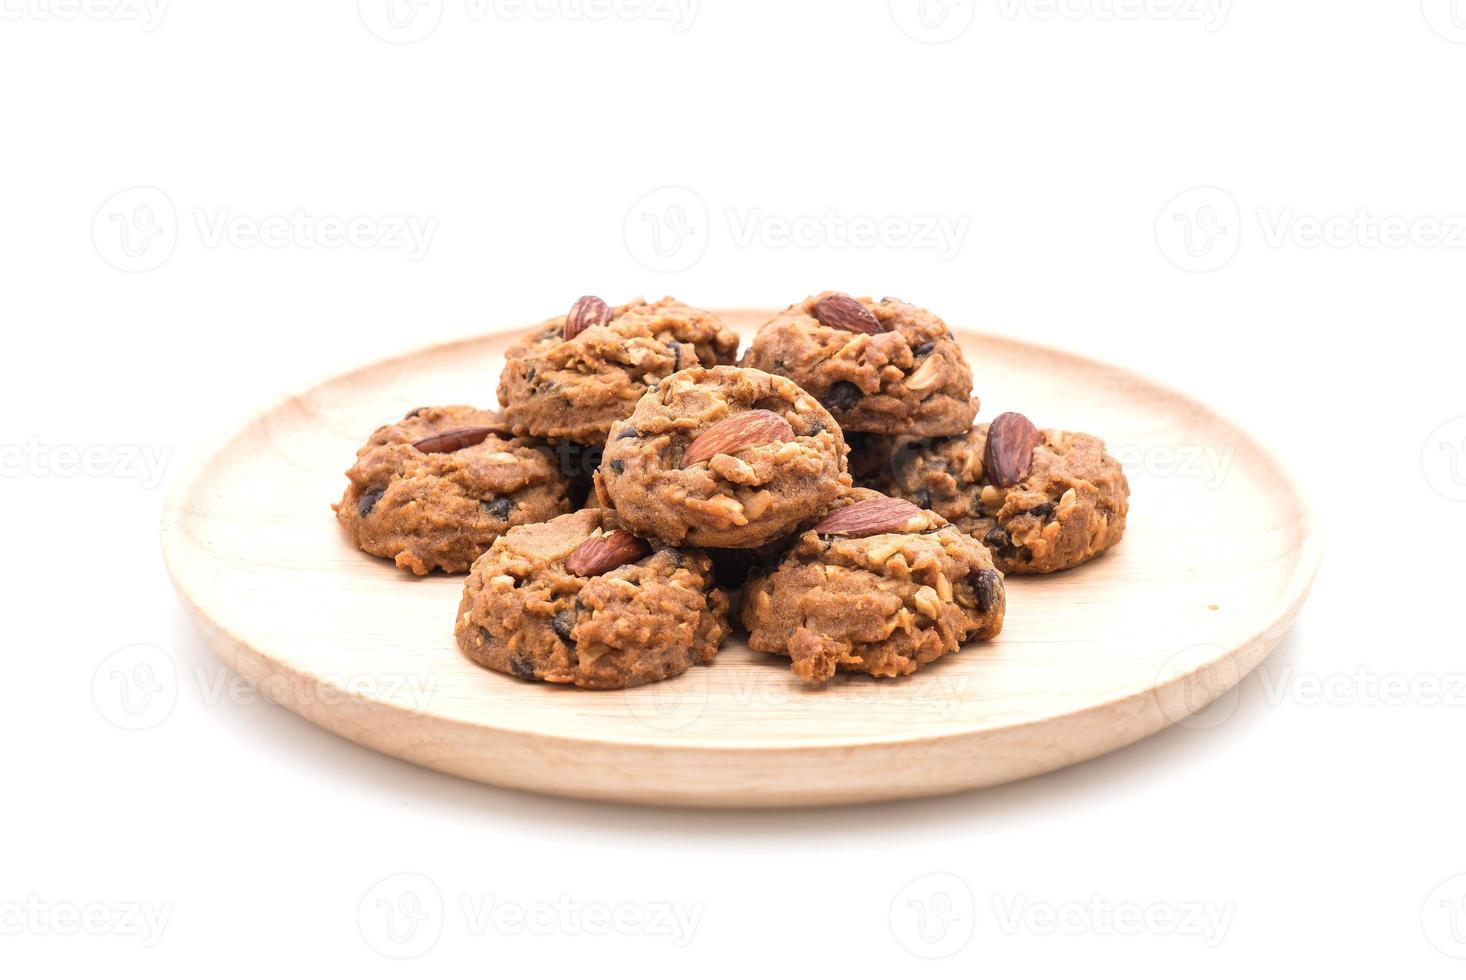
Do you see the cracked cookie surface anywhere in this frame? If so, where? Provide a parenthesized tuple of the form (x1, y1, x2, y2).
(497, 296, 739, 446)
(333, 406, 573, 575)
(739, 293, 977, 437)
(741, 490, 1005, 683)
(594, 365, 851, 549)
(455, 509, 730, 689)
(881, 423, 1129, 574)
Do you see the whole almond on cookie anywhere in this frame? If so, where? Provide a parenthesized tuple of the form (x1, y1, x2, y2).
(813, 496, 925, 536)
(564, 529, 650, 577)
(412, 426, 507, 454)
(564, 295, 613, 341)
(810, 294, 885, 335)
(983, 412, 1042, 487)
(682, 410, 795, 466)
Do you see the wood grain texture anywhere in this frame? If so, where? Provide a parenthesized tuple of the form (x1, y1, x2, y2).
(160, 310, 1321, 807)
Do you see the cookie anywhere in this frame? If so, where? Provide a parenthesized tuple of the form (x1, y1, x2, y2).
(333, 406, 573, 575)
(455, 509, 730, 689)
(845, 431, 896, 488)
(541, 440, 605, 508)
(497, 296, 740, 446)
(594, 365, 851, 549)
(739, 292, 977, 437)
(880, 412, 1129, 574)
(704, 540, 792, 591)
(742, 491, 1005, 683)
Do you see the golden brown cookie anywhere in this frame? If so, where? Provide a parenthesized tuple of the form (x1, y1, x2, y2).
(497, 296, 739, 446)
(455, 509, 729, 689)
(333, 406, 573, 575)
(880, 413, 1129, 574)
(739, 292, 976, 437)
(594, 365, 852, 549)
(742, 491, 1005, 683)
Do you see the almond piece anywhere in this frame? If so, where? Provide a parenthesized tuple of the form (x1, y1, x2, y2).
(983, 412, 1042, 488)
(412, 426, 508, 454)
(905, 353, 945, 392)
(813, 496, 925, 537)
(810, 294, 885, 335)
(682, 410, 795, 466)
(564, 529, 650, 577)
(564, 295, 612, 341)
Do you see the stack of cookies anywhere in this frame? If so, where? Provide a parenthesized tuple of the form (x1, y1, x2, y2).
(333, 293, 1129, 689)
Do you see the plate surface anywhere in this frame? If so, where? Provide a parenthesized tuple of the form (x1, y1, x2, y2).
(161, 311, 1320, 807)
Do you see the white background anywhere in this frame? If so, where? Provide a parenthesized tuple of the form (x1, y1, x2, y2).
(3, 0, 1465, 975)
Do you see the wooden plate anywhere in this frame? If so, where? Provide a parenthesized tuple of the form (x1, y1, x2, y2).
(161, 310, 1320, 807)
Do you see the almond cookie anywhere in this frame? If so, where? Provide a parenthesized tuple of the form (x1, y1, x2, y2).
(739, 292, 977, 437)
(455, 509, 730, 689)
(845, 431, 897, 488)
(594, 365, 851, 549)
(497, 296, 739, 446)
(742, 491, 1005, 683)
(880, 413, 1129, 574)
(333, 406, 573, 575)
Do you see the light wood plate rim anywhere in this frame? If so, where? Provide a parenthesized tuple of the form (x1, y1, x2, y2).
(161, 310, 1322, 805)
